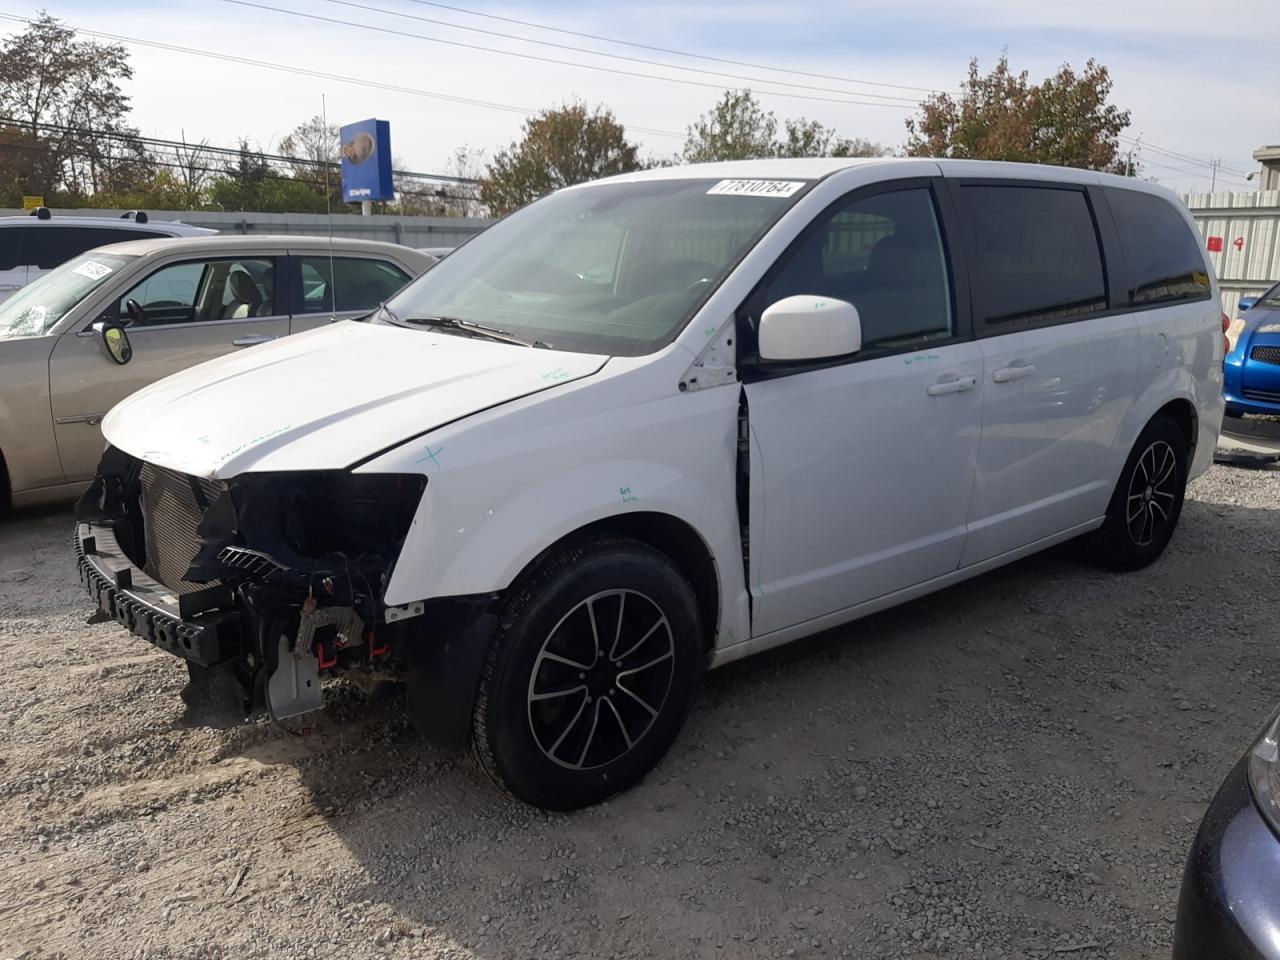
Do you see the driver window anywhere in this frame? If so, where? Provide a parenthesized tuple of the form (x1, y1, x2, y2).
(117, 258, 275, 326)
(762, 187, 953, 351)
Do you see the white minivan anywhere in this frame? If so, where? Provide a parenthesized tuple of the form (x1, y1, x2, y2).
(75, 158, 1225, 809)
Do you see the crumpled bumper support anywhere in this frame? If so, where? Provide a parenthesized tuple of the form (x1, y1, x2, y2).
(76, 522, 245, 667)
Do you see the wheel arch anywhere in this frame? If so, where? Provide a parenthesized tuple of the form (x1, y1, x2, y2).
(404, 510, 722, 755)
(513, 511, 721, 650)
(1153, 397, 1198, 460)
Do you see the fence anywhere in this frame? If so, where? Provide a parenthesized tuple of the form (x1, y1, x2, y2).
(1181, 190, 1280, 317)
(0, 207, 495, 250)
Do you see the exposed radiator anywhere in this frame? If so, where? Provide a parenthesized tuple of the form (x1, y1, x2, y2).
(138, 462, 225, 595)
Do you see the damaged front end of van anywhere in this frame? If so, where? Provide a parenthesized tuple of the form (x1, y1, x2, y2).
(74, 446, 496, 748)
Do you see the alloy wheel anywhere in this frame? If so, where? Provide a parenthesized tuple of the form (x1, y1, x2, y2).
(1126, 440, 1178, 547)
(526, 589, 676, 771)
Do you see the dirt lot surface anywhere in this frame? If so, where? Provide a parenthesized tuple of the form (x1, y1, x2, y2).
(2, 464, 1278, 960)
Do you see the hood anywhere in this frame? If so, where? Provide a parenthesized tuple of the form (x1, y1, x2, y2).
(103, 320, 607, 478)
(1243, 306, 1280, 344)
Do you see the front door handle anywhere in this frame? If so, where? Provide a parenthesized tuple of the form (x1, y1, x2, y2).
(926, 374, 977, 397)
(232, 335, 276, 347)
(992, 362, 1035, 383)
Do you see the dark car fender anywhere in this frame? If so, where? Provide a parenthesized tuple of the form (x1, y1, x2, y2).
(1174, 757, 1280, 960)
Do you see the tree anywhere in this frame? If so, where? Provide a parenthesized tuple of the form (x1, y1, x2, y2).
(682, 90, 777, 163)
(778, 118, 886, 159)
(480, 102, 641, 215)
(209, 140, 329, 213)
(439, 145, 487, 218)
(904, 56, 1135, 174)
(278, 114, 341, 205)
(0, 12, 141, 198)
(682, 90, 885, 162)
(170, 133, 215, 208)
(393, 146, 487, 218)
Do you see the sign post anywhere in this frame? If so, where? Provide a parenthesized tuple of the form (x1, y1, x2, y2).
(339, 119, 394, 215)
(22, 195, 44, 210)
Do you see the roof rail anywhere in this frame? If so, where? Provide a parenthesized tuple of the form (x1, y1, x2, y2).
(119, 210, 149, 223)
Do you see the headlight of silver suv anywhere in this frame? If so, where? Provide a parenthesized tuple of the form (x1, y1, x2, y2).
(1248, 710, 1280, 833)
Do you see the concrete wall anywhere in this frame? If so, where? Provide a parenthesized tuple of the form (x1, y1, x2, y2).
(0, 208, 495, 250)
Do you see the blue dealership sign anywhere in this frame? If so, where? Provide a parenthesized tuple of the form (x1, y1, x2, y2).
(339, 118, 394, 203)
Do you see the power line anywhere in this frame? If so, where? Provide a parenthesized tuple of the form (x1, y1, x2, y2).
(1119, 135, 1251, 180)
(314, 0, 920, 105)
(0, 120, 483, 201)
(1136, 154, 1246, 187)
(219, 0, 917, 110)
(0, 12, 686, 142)
(0, 114, 480, 185)
(395, 0, 939, 94)
(0, 140, 481, 202)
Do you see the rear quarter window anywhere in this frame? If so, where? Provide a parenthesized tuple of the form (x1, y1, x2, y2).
(1104, 188, 1211, 306)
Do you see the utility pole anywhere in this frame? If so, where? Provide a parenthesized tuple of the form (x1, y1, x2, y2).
(1210, 159, 1219, 192)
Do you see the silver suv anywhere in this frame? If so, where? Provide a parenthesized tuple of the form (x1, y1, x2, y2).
(0, 210, 215, 303)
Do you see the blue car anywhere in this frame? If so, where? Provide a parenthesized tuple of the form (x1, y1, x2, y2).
(1221, 282, 1280, 460)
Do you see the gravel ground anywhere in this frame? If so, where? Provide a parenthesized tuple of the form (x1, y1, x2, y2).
(1, 463, 1278, 960)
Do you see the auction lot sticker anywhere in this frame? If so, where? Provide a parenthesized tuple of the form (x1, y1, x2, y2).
(707, 179, 806, 198)
(73, 260, 114, 281)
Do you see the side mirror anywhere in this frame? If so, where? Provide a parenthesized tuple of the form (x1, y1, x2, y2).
(1239, 296, 1258, 313)
(758, 295, 862, 362)
(94, 320, 133, 365)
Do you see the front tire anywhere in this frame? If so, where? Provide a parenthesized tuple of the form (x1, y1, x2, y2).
(472, 538, 704, 810)
(1090, 415, 1188, 570)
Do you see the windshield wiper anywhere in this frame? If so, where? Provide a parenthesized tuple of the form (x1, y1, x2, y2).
(400, 315, 549, 348)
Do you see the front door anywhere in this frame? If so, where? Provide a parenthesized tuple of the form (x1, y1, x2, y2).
(47, 254, 288, 484)
(948, 182, 1139, 565)
(741, 182, 983, 638)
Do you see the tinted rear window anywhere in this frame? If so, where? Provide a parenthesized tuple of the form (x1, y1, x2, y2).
(958, 185, 1107, 329)
(1104, 188, 1211, 306)
(26, 226, 165, 269)
(0, 228, 22, 270)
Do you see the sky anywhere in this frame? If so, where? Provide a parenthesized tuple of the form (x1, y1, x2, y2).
(5, 0, 1277, 195)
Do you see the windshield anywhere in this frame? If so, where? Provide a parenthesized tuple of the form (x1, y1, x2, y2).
(0, 252, 136, 338)
(1262, 282, 1280, 308)
(382, 178, 811, 356)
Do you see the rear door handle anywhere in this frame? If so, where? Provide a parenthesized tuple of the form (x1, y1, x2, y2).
(232, 335, 276, 347)
(926, 374, 977, 396)
(992, 362, 1035, 383)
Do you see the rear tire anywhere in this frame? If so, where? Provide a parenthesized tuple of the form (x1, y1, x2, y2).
(1089, 415, 1188, 570)
(471, 537, 703, 810)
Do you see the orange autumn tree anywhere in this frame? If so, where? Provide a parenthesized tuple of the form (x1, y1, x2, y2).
(905, 56, 1136, 174)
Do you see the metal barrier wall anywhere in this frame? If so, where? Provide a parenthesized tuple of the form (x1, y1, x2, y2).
(1182, 190, 1280, 317)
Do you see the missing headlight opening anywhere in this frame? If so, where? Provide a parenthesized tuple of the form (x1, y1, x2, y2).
(75, 446, 428, 723)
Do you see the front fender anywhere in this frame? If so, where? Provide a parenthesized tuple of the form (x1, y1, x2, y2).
(359, 371, 747, 644)
(421, 460, 715, 600)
